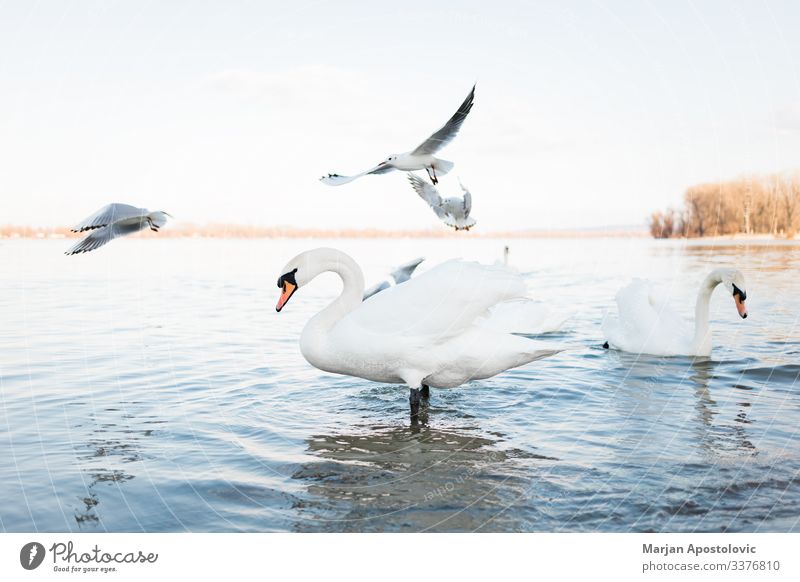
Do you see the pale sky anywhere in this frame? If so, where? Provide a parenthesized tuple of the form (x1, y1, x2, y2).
(1, 0, 799, 231)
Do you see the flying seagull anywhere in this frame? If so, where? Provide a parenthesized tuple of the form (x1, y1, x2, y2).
(65, 203, 171, 255)
(363, 257, 425, 300)
(408, 173, 476, 231)
(320, 84, 475, 186)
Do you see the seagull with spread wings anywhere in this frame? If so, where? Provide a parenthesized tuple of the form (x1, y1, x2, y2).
(408, 173, 476, 231)
(320, 84, 475, 186)
(65, 203, 172, 255)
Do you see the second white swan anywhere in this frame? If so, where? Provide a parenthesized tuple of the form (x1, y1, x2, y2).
(602, 268, 748, 357)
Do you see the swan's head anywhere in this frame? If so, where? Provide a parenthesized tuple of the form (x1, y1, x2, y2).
(276, 251, 320, 312)
(720, 269, 748, 319)
(276, 248, 360, 312)
(276, 267, 299, 312)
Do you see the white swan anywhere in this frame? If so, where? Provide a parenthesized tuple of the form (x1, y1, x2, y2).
(602, 268, 748, 357)
(275, 248, 561, 415)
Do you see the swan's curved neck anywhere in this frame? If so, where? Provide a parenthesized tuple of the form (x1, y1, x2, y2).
(692, 270, 725, 350)
(303, 249, 365, 334)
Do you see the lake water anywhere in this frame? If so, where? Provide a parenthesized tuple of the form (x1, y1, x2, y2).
(1, 237, 798, 532)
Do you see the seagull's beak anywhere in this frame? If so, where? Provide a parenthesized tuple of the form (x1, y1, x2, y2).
(276, 281, 297, 312)
(734, 293, 748, 319)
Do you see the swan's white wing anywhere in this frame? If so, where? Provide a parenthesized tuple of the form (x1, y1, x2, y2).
(71, 203, 148, 232)
(320, 163, 395, 186)
(411, 85, 475, 156)
(390, 257, 424, 284)
(603, 279, 692, 355)
(479, 300, 570, 334)
(342, 259, 527, 341)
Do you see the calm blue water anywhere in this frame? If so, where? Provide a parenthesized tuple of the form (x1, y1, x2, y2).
(1, 237, 798, 532)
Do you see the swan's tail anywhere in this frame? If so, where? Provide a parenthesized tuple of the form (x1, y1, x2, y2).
(480, 300, 571, 335)
(525, 348, 562, 362)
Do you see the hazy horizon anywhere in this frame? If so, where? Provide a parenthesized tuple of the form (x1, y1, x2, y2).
(2, 1, 799, 231)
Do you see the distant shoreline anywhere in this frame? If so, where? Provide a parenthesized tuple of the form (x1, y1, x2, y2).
(0, 224, 649, 240)
(682, 233, 799, 242)
(4, 225, 797, 241)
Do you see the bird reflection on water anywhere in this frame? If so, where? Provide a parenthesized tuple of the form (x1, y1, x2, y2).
(291, 414, 557, 532)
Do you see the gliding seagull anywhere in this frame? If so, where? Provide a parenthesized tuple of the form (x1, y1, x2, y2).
(65, 203, 171, 255)
(321, 84, 475, 186)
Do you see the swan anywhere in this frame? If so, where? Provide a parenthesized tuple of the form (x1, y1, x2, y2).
(275, 248, 561, 416)
(601, 268, 748, 357)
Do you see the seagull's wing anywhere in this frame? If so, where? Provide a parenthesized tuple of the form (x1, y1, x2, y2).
(411, 84, 475, 156)
(363, 280, 391, 300)
(71, 203, 148, 232)
(320, 162, 395, 186)
(390, 257, 425, 284)
(65, 220, 146, 255)
(407, 173, 443, 210)
(459, 180, 472, 216)
(65, 225, 118, 254)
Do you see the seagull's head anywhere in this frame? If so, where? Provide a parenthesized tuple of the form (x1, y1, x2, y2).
(384, 155, 398, 164)
(147, 211, 172, 231)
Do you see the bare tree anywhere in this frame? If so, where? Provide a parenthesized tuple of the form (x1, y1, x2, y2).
(649, 171, 800, 239)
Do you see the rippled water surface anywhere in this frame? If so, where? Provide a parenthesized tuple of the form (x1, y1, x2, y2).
(1, 237, 798, 532)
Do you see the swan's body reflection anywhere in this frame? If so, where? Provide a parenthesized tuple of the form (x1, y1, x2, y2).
(71, 405, 158, 527)
(291, 419, 556, 532)
(689, 359, 757, 456)
(606, 352, 758, 457)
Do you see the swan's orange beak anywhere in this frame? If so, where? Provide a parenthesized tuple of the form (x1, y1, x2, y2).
(276, 281, 297, 312)
(734, 293, 747, 319)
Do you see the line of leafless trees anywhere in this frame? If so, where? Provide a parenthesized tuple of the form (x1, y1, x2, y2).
(650, 172, 800, 238)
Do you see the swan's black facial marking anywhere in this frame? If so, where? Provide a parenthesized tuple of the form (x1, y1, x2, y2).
(277, 268, 298, 289)
(732, 283, 748, 319)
